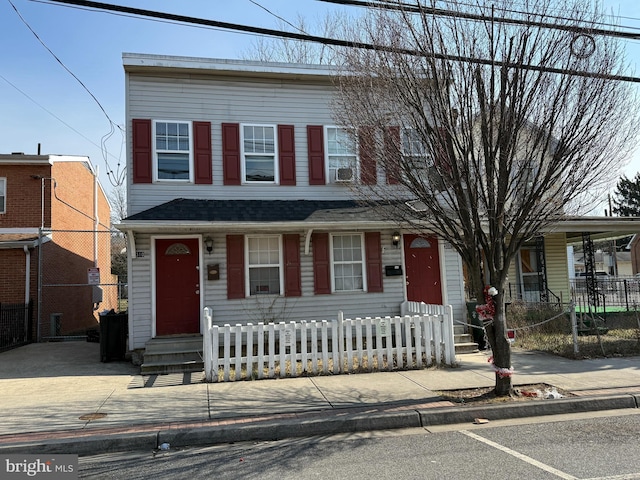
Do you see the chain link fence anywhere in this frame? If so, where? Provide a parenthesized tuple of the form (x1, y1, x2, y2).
(38, 230, 126, 340)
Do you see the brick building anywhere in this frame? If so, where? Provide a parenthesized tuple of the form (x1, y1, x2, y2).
(0, 153, 115, 340)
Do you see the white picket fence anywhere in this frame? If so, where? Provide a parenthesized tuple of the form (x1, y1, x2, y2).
(203, 305, 456, 382)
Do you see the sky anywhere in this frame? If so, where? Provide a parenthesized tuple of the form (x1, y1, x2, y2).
(2, 0, 640, 213)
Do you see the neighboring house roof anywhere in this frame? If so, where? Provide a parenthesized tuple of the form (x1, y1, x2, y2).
(120, 199, 395, 233)
(0, 232, 50, 249)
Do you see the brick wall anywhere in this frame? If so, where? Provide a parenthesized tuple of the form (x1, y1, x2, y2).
(0, 163, 52, 229)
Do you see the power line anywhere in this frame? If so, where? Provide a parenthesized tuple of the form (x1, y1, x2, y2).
(8, 0, 122, 131)
(318, 0, 640, 42)
(9, 0, 126, 186)
(42, 0, 640, 83)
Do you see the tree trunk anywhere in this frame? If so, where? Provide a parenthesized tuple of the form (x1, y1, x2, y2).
(485, 307, 512, 396)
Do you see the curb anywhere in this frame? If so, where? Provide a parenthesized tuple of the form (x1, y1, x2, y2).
(418, 394, 638, 426)
(0, 395, 637, 455)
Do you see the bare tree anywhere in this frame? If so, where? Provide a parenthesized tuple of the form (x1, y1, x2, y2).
(109, 182, 127, 228)
(243, 12, 351, 64)
(332, 0, 640, 394)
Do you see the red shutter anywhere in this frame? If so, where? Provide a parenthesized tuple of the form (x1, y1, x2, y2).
(278, 125, 296, 186)
(226, 235, 245, 299)
(283, 234, 302, 297)
(132, 119, 152, 183)
(307, 125, 326, 185)
(359, 126, 377, 185)
(222, 123, 241, 185)
(384, 126, 401, 185)
(435, 127, 452, 177)
(312, 232, 331, 294)
(193, 121, 212, 184)
(365, 232, 383, 293)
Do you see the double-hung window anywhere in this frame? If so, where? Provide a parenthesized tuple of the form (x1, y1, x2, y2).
(402, 128, 429, 172)
(242, 124, 277, 183)
(247, 236, 282, 295)
(326, 127, 357, 182)
(0, 177, 6, 214)
(331, 233, 366, 292)
(154, 121, 192, 181)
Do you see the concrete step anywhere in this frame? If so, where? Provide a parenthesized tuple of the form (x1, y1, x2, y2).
(141, 359, 204, 375)
(454, 333, 474, 343)
(141, 335, 204, 375)
(144, 336, 203, 354)
(454, 342, 479, 354)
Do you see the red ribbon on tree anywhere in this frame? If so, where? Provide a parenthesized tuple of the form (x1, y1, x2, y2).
(475, 285, 497, 325)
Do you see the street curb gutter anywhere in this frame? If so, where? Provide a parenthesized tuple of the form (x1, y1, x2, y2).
(158, 410, 422, 449)
(0, 395, 637, 455)
(419, 395, 638, 426)
(0, 432, 159, 456)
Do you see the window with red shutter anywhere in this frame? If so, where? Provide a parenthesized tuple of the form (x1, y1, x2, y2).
(226, 235, 245, 299)
(193, 121, 212, 184)
(384, 126, 401, 185)
(307, 126, 326, 185)
(359, 126, 377, 185)
(365, 232, 383, 293)
(283, 234, 301, 297)
(222, 123, 241, 185)
(132, 119, 152, 184)
(312, 232, 331, 294)
(278, 125, 296, 186)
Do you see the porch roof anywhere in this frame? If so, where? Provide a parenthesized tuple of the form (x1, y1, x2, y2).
(118, 199, 392, 232)
(545, 216, 640, 243)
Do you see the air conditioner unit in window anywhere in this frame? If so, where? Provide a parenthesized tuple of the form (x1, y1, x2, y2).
(335, 167, 354, 182)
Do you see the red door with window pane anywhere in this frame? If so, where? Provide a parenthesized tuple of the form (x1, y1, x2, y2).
(155, 238, 200, 335)
(403, 234, 442, 304)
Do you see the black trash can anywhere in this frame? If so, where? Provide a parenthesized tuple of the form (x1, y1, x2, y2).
(466, 302, 487, 350)
(99, 310, 128, 362)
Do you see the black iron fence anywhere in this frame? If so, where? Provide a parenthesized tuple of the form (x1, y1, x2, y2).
(0, 301, 33, 352)
(570, 277, 640, 311)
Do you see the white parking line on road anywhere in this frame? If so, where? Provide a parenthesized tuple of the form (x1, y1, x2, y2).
(460, 430, 577, 480)
(584, 475, 640, 480)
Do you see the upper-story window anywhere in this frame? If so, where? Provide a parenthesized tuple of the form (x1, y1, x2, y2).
(326, 127, 358, 183)
(331, 233, 366, 292)
(154, 121, 192, 181)
(0, 177, 6, 214)
(247, 235, 282, 295)
(402, 128, 428, 171)
(242, 124, 277, 183)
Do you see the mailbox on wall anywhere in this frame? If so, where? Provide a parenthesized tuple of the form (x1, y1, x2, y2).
(207, 264, 220, 281)
(385, 265, 403, 276)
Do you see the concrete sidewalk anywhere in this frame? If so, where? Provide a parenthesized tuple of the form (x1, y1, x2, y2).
(0, 342, 639, 455)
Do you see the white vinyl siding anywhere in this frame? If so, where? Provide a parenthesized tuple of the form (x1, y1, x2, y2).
(129, 231, 475, 347)
(127, 74, 342, 215)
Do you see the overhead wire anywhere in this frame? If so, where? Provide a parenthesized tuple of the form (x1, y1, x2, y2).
(39, 0, 640, 83)
(8, 0, 126, 186)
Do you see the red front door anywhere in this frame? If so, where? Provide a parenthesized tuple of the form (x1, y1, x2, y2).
(155, 238, 200, 336)
(403, 234, 442, 304)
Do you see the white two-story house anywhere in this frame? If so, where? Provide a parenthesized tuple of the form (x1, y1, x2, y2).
(118, 53, 471, 363)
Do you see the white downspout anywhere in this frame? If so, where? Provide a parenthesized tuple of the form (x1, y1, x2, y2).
(93, 165, 99, 267)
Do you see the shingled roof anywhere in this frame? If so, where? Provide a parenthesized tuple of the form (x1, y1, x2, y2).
(124, 199, 366, 223)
